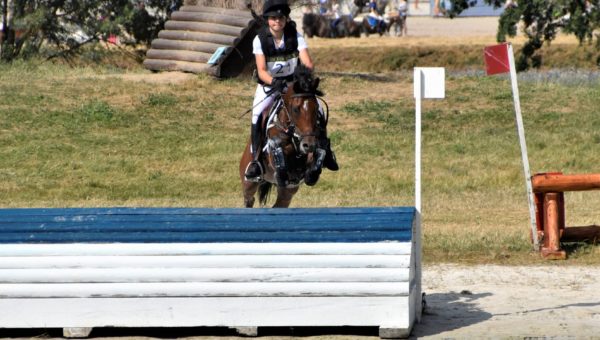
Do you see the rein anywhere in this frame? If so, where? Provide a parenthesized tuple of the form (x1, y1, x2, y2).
(265, 90, 326, 156)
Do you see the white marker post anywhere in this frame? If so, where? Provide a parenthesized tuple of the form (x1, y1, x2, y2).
(413, 67, 445, 322)
(507, 45, 539, 251)
(484, 43, 539, 251)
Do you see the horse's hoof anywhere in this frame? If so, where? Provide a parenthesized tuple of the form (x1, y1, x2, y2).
(305, 170, 321, 186)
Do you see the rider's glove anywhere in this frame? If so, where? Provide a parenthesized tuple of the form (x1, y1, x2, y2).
(270, 78, 287, 93)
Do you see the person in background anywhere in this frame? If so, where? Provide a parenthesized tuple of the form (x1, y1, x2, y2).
(319, 0, 329, 15)
(397, 0, 408, 35)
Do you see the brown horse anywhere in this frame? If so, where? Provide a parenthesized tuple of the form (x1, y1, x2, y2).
(302, 13, 361, 38)
(239, 66, 326, 208)
(361, 15, 387, 36)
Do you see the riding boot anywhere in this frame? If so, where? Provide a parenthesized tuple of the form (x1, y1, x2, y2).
(244, 122, 263, 181)
(322, 137, 339, 171)
(317, 111, 339, 172)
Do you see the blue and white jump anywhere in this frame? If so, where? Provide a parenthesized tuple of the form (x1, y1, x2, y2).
(0, 207, 421, 338)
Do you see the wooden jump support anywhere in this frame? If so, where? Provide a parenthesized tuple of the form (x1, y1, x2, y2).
(143, 6, 259, 77)
(532, 172, 600, 259)
(0, 207, 421, 338)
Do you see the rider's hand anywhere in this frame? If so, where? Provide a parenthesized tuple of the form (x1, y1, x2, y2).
(270, 78, 286, 92)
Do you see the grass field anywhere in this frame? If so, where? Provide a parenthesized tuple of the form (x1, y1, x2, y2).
(1, 35, 600, 264)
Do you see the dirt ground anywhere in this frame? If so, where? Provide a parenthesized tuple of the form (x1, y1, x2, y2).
(414, 264, 600, 338)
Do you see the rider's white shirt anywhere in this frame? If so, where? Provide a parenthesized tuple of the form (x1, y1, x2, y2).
(252, 32, 308, 78)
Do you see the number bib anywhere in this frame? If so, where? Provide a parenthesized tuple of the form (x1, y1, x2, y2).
(267, 57, 298, 78)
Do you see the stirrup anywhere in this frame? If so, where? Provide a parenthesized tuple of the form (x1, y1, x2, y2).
(244, 161, 264, 182)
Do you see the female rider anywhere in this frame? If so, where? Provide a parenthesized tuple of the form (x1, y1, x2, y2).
(245, 0, 338, 182)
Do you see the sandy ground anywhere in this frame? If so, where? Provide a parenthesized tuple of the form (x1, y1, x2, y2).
(414, 264, 600, 338)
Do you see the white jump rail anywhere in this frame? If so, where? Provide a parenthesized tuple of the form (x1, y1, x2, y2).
(0, 207, 420, 339)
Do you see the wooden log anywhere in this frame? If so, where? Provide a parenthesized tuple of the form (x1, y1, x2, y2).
(0, 297, 411, 328)
(180, 6, 254, 18)
(0, 282, 410, 298)
(540, 192, 566, 260)
(158, 30, 236, 45)
(0, 255, 410, 269)
(0, 268, 409, 283)
(561, 225, 600, 243)
(146, 49, 212, 63)
(171, 11, 253, 27)
(532, 173, 600, 192)
(165, 20, 245, 36)
(534, 192, 545, 238)
(151, 39, 221, 54)
(143, 59, 212, 74)
(0, 243, 412, 256)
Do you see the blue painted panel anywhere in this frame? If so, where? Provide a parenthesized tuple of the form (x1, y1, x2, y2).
(0, 207, 416, 216)
(0, 207, 415, 244)
(0, 231, 413, 243)
(0, 220, 411, 232)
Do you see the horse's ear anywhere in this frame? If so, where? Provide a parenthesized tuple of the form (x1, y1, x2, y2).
(314, 77, 320, 89)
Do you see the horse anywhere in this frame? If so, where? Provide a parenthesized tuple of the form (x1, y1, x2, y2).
(353, 0, 388, 16)
(361, 15, 387, 36)
(332, 15, 362, 38)
(302, 13, 332, 38)
(239, 65, 327, 208)
(303, 13, 361, 39)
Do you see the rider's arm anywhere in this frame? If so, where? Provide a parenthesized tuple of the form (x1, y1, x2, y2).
(299, 49, 314, 70)
(297, 35, 314, 70)
(255, 53, 275, 85)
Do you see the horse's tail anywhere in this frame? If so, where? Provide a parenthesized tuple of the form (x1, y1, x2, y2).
(258, 182, 272, 206)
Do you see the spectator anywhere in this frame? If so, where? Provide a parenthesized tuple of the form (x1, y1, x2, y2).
(319, 0, 329, 15)
(328, 0, 342, 32)
(368, 0, 382, 18)
(398, 0, 408, 35)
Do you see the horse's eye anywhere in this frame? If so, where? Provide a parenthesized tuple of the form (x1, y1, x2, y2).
(292, 107, 300, 115)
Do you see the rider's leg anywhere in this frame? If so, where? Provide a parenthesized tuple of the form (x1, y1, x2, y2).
(245, 85, 275, 180)
(245, 115, 263, 179)
(317, 102, 339, 171)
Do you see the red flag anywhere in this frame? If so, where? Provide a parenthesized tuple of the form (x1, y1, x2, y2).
(484, 43, 511, 75)
(107, 34, 118, 45)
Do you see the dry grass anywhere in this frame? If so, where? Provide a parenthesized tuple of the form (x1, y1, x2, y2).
(2, 30, 600, 264)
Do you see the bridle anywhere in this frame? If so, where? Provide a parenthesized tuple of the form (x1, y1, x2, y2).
(270, 90, 328, 154)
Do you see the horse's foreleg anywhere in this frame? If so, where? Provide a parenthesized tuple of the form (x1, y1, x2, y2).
(273, 186, 299, 208)
(242, 181, 259, 208)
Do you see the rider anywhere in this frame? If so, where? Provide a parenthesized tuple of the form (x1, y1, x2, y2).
(245, 0, 339, 182)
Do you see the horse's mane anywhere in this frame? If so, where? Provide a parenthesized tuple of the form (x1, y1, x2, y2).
(293, 64, 324, 97)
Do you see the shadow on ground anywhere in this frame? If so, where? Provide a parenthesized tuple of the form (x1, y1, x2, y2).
(410, 291, 493, 338)
(0, 326, 380, 339)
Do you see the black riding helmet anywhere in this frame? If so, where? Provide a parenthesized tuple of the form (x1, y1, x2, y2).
(262, 0, 291, 18)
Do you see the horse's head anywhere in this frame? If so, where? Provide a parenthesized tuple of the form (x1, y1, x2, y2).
(281, 64, 323, 156)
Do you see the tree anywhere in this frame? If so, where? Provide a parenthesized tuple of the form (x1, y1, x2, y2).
(447, 0, 600, 70)
(0, 0, 182, 62)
